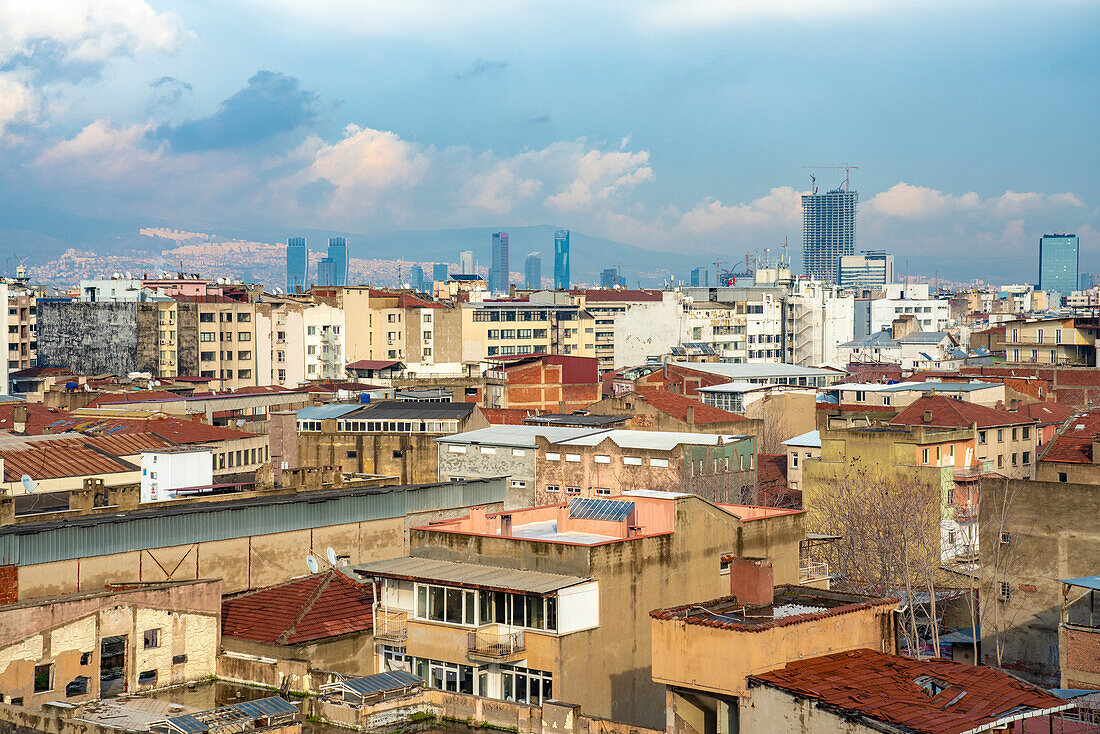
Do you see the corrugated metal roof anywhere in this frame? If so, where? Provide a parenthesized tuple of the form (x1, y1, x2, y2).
(352, 556, 591, 594)
(0, 445, 137, 481)
(296, 404, 362, 420)
(1061, 574, 1100, 591)
(0, 478, 507, 567)
(436, 426, 608, 448)
(558, 429, 747, 451)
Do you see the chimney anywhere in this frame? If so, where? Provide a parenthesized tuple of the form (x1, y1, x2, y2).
(12, 405, 27, 435)
(685, 404, 695, 426)
(923, 410, 933, 423)
(557, 503, 571, 534)
(469, 506, 489, 533)
(499, 513, 513, 537)
(728, 557, 774, 606)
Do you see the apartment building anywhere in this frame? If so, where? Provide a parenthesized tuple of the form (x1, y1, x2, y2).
(491, 354, 601, 412)
(354, 491, 804, 728)
(565, 289, 685, 373)
(5, 286, 36, 376)
(683, 302, 746, 363)
(436, 301, 596, 364)
(533, 429, 756, 505)
(1004, 316, 1099, 366)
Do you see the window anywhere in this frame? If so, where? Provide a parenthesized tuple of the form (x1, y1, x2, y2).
(238, 369, 252, 380)
(623, 456, 642, 465)
(545, 452, 560, 461)
(1022, 451, 1031, 465)
(237, 351, 251, 361)
(200, 351, 215, 362)
(1011, 427, 1018, 441)
(510, 480, 526, 488)
(1011, 453, 1018, 466)
(80, 652, 92, 666)
(200, 332, 216, 342)
(138, 670, 157, 686)
(34, 664, 52, 693)
(307, 326, 317, 335)
(594, 487, 611, 496)
(997, 455, 1003, 468)
(172, 654, 187, 665)
(237, 332, 251, 341)
(1059, 472, 1068, 483)
(594, 455, 611, 464)
(346, 450, 358, 459)
(1000, 532, 1011, 544)
(547, 485, 560, 492)
(854, 390, 866, 402)
(999, 582, 1011, 601)
(978, 431, 987, 445)
(791, 453, 799, 468)
(199, 312, 215, 322)
(65, 676, 89, 697)
(565, 453, 581, 462)
(566, 486, 581, 495)
(650, 458, 669, 468)
(448, 445, 467, 454)
(512, 448, 526, 457)
(922, 449, 929, 464)
(237, 312, 251, 322)
(143, 629, 160, 649)
(997, 429, 1004, 442)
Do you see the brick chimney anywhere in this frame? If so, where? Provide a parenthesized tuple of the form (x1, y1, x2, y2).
(729, 557, 774, 606)
(499, 513, 513, 537)
(685, 404, 695, 427)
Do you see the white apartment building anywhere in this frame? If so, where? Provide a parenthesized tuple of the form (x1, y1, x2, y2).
(786, 280, 854, 367)
(683, 303, 746, 363)
(303, 303, 346, 380)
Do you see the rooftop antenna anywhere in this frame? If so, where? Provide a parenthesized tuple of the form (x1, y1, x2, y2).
(802, 165, 859, 192)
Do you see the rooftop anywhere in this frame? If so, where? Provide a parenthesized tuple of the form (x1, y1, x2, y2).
(346, 359, 403, 370)
(555, 428, 749, 451)
(676, 363, 843, 381)
(651, 586, 897, 631)
(630, 387, 747, 424)
(524, 413, 628, 427)
(782, 430, 821, 448)
(0, 444, 137, 481)
(888, 395, 1035, 430)
(352, 556, 591, 595)
(221, 569, 374, 645)
(749, 648, 1071, 734)
(1041, 409, 1100, 464)
(437, 425, 607, 448)
(1011, 401, 1075, 426)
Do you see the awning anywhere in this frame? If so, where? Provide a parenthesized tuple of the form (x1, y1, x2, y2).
(1061, 575, 1100, 591)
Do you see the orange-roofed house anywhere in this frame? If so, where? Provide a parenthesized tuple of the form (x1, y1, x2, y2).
(584, 386, 761, 436)
(352, 491, 805, 728)
(221, 569, 375, 677)
(1036, 408, 1100, 485)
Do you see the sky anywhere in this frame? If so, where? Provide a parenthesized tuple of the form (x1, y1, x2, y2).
(2, 0, 1099, 279)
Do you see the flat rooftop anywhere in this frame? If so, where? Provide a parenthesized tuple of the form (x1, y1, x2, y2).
(651, 586, 897, 630)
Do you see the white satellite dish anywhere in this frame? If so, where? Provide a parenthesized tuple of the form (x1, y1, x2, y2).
(306, 554, 319, 574)
(235, 419, 246, 427)
(326, 547, 338, 566)
(125, 271, 133, 279)
(20, 475, 35, 493)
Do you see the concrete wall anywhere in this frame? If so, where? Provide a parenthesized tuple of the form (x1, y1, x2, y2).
(222, 632, 375, 678)
(436, 442, 536, 493)
(0, 580, 219, 708)
(981, 478, 1100, 685)
(738, 683, 876, 734)
(37, 302, 152, 376)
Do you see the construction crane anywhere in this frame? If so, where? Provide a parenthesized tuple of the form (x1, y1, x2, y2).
(802, 164, 859, 192)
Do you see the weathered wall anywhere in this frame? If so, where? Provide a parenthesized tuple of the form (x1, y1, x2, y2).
(222, 632, 375, 678)
(298, 432, 443, 484)
(37, 302, 148, 376)
(739, 682, 876, 734)
(1060, 625, 1100, 689)
(982, 478, 1100, 685)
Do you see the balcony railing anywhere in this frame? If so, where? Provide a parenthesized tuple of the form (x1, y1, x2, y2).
(374, 610, 408, 643)
(467, 624, 525, 660)
(955, 544, 979, 562)
(953, 503, 978, 521)
(798, 561, 830, 584)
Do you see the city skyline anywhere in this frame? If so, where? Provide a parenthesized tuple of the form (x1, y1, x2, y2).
(0, 2, 1094, 282)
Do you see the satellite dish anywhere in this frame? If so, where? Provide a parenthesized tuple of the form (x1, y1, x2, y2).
(20, 475, 35, 493)
(326, 547, 338, 566)
(306, 554, 319, 574)
(125, 271, 133, 279)
(235, 419, 246, 427)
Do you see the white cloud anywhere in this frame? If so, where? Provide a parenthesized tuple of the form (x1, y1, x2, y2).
(679, 186, 802, 234)
(868, 182, 1082, 220)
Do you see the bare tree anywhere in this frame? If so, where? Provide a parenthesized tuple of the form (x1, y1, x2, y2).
(811, 458, 946, 657)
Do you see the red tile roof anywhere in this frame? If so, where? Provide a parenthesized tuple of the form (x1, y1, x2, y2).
(1012, 402, 1075, 427)
(0, 445, 136, 481)
(750, 648, 1068, 734)
(888, 395, 1034, 430)
(756, 453, 787, 491)
(346, 360, 403, 370)
(0, 404, 77, 434)
(46, 416, 256, 444)
(482, 408, 546, 425)
(1040, 409, 1100, 464)
(631, 387, 746, 424)
(221, 570, 374, 645)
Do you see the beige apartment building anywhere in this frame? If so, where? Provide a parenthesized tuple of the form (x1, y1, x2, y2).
(6, 289, 36, 374)
(314, 287, 441, 368)
(436, 302, 596, 364)
(1004, 316, 1099, 366)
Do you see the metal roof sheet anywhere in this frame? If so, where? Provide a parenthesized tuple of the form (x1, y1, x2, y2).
(328, 670, 423, 697)
(558, 429, 746, 451)
(1061, 574, 1100, 591)
(782, 430, 821, 448)
(352, 556, 591, 594)
(436, 426, 608, 448)
(296, 404, 362, 420)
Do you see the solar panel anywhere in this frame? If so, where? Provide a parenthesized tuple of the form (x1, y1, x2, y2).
(163, 714, 208, 734)
(568, 497, 634, 522)
(230, 696, 299, 719)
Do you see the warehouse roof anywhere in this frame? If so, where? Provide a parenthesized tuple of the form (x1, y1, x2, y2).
(557, 429, 748, 450)
(437, 425, 606, 448)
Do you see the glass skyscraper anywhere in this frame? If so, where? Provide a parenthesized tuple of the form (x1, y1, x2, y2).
(459, 251, 474, 275)
(328, 237, 348, 286)
(286, 237, 307, 293)
(554, 230, 570, 290)
(490, 232, 509, 293)
(316, 257, 337, 287)
(433, 263, 449, 282)
(690, 267, 709, 287)
(525, 252, 542, 290)
(1039, 233, 1079, 301)
(802, 189, 857, 283)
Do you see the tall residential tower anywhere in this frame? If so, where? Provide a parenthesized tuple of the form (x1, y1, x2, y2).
(525, 252, 542, 290)
(554, 229, 570, 290)
(490, 232, 509, 293)
(802, 185, 857, 284)
(328, 237, 348, 286)
(286, 237, 307, 293)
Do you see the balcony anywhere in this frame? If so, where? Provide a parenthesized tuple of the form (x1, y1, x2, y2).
(953, 503, 978, 522)
(374, 609, 408, 643)
(955, 544, 979, 563)
(467, 624, 525, 662)
(798, 561, 830, 585)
